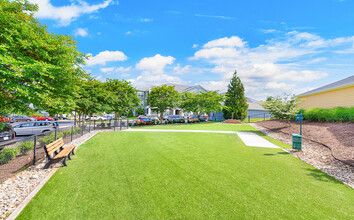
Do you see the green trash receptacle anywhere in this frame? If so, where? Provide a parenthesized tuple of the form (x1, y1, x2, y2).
(292, 134, 302, 150)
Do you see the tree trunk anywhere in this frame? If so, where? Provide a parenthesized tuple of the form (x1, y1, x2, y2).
(160, 112, 164, 123)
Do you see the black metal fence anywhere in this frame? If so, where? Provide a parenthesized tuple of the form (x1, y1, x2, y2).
(0, 118, 204, 182)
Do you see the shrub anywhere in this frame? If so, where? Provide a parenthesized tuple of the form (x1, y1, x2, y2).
(73, 127, 81, 134)
(134, 122, 138, 126)
(100, 122, 105, 128)
(20, 141, 34, 155)
(0, 147, 20, 164)
(63, 130, 71, 137)
(127, 110, 134, 118)
(128, 122, 132, 126)
(156, 121, 160, 125)
(165, 121, 168, 124)
(303, 107, 354, 122)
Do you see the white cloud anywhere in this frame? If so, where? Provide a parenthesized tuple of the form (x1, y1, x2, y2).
(31, 0, 113, 26)
(136, 54, 175, 74)
(125, 31, 132, 35)
(130, 54, 183, 87)
(194, 14, 235, 20)
(100, 66, 131, 73)
(140, 18, 153, 22)
(191, 32, 354, 97)
(86, 50, 127, 66)
(73, 28, 88, 37)
(203, 36, 245, 48)
(192, 44, 199, 48)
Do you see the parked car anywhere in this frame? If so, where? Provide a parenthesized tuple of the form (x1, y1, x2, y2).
(136, 117, 151, 125)
(199, 115, 208, 122)
(167, 115, 185, 122)
(31, 116, 54, 121)
(188, 115, 200, 123)
(148, 115, 160, 122)
(13, 121, 58, 136)
(11, 115, 36, 122)
(0, 124, 15, 142)
(86, 115, 107, 121)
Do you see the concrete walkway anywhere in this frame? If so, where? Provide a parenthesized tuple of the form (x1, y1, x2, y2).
(127, 129, 279, 148)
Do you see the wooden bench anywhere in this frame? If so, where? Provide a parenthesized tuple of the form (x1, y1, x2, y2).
(43, 138, 76, 169)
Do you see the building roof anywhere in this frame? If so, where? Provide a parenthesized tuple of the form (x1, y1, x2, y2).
(298, 75, 354, 97)
(137, 83, 208, 93)
(246, 97, 265, 111)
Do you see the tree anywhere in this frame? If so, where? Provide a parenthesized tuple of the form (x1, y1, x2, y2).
(261, 94, 302, 124)
(180, 92, 199, 115)
(0, 0, 88, 114)
(105, 79, 140, 120)
(147, 85, 179, 120)
(127, 109, 134, 118)
(75, 78, 109, 123)
(223, 71, 248, 120)
(180, 91, 224, 117)
(135, 107, 145, 116)
(199, 91, 224, 116)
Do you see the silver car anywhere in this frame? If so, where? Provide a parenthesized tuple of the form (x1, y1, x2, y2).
(13, 121, 58, 136)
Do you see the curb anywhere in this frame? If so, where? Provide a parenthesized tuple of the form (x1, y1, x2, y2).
(7, 168, 58, 220)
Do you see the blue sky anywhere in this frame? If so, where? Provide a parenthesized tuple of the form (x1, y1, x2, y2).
(31, 0, 354, 99)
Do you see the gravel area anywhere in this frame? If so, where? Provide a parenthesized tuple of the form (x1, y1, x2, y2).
(251, 123, 354, 189)
(0, 130, 108, 219)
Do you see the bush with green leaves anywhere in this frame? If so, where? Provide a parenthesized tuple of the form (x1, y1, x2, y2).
(302, 107, 354, 122)
(0, 147, 20, 165)
(20, 141, 34, 155)
(128, 122, 132, 126)
(261, 94, 302, 123)
(127, 110, 134, 118)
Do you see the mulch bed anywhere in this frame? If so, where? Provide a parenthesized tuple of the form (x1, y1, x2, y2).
(223, 119, 242, 124)
(256, 119, 354, 166)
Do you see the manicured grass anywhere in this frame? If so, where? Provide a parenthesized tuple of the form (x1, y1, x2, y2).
(133, 122, 258, 131)
(18, 132, 353, 219)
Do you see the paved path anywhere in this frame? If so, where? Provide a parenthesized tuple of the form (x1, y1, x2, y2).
(127, 129, 279, 148)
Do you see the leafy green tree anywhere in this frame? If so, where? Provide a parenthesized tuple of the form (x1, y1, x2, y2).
(261, 94, 302, 124)
(76, 78, 109, 122)
(0, 0, 88, 114)
(105, 79, 140, 120)
(135, 107, 146, 116)
(180, 92, 199, 115)
(127, 110, 134, 118)
(199, 91, 224, 116)
(147, 85, 179, 120)
(180, 91, 224, 117)
(223, 71, 248, 120)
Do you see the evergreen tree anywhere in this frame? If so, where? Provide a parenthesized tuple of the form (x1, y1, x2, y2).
(223, 71, 248, 119)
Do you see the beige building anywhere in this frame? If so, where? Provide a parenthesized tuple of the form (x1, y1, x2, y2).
(298, 76, 354, 109)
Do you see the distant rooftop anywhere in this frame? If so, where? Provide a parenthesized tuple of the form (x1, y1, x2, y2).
(138, 83, 207, 93)
(298, 75, 354, 97)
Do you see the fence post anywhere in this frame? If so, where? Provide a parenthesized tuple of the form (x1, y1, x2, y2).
(120, 119, 122, 130)
(71, 126, 73, 142)
(127, 119, 129, 129)
(248, 116, 250, 123)
(55, 128, 57, 140)
(33, 136, 37, 165)
(89, 121, 91, 132)
(81, 122, 84, 136)
(94, 120, 96, 130)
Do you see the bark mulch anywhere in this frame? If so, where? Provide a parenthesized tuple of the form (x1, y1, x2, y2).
(256, 119, 354, 166)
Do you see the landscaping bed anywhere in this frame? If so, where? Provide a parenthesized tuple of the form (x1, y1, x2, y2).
(255, 119, 354, 166)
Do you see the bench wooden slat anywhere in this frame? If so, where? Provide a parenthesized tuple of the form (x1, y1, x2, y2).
(46, 138, 64, 155)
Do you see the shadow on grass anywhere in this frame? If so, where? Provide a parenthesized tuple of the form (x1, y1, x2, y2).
(304, 168, 342, 185)
(263, 152, 289, 156)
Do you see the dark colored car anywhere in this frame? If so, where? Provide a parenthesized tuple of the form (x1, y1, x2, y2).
(167, 115, 185, 121)
(189, 115, 208, 122)
(11, 115, 35, 122)
(0, 124, 15, 142)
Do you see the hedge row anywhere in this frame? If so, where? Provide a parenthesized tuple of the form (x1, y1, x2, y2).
(302, 107, 354, 122)
(0, 141, 34, 165)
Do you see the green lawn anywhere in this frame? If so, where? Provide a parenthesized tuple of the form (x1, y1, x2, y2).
(133, 122, 292, 149)
(18, 131, 353, 219)
(134, 122, 258, 131)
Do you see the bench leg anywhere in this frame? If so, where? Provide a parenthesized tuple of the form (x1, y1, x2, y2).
(71, 148, 76, 155)
(43, 160, 53, 169)
(67, 153, 72, 160)
(60, 157, 68, 167)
